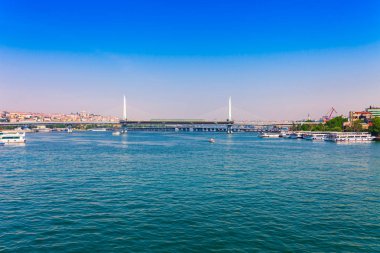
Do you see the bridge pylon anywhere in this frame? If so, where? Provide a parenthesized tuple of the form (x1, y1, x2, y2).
(121, 95, 128, 133)
(227, 96, 233, 134)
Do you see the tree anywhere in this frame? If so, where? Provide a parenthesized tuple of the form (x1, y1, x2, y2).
(346, 120, 363, 132)
(369, 117, 380, 136)
(325, 116, 347, 131)
(313, 124, 325, 131)
(300, 124, 312, 131)
(291, 123, 301, 131)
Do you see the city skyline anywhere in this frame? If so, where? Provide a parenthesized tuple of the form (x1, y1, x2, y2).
(1, 1, 380, 120)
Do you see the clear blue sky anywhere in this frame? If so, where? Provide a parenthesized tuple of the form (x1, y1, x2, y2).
(1, 0, 380, 120)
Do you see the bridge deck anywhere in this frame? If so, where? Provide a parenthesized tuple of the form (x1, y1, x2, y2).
(120, 120, 234, 125)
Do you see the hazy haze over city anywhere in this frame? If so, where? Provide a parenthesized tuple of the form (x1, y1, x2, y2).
(1, 1, 380, 120)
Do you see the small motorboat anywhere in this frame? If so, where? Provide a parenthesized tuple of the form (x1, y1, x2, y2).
(112, 128, 127, 136)
(259, 132, 280, 138)
(209, 138, 215, 143)
(112, 131, 121, 136)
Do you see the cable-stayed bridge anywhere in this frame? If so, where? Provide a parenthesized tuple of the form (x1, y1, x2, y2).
(0, 97, 317, 132)
(120, 96, 234, 133)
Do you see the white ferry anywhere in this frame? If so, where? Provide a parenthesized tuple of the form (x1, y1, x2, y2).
(0, 132, 26, 144)
(303, 133, 328, 141)
(325, 132, 374, 142)
(259, 132, 281, 138)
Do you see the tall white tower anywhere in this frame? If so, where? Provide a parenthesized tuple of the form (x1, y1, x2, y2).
(228, 96, 232, 122)
(227, 96, 233, 134)
(123, 95, 127, 120)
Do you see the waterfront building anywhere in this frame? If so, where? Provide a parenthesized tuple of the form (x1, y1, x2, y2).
(349, 111, 373, 122)
(366, 106, 380, 118)
(347, 111, 372, 129)
(0, 111, 119, 123)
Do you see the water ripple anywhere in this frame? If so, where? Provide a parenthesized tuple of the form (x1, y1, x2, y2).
(1, 132, 380, 252)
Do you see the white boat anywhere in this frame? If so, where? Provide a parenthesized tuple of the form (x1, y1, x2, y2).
(88, 128, 107, 132)
(112, 129, 127, 136)
(0, 132, 26, 144)
(259, 132, 281, 138)
(209, 138, 215, 143)
(303, 133, 328, 141)
(280, 131, 291, 138)
(67, 127, 73, 133)
(112, 131, 121, 136)
(36, 128, 51, 133)
(325, 132, 374, 142)
(289, 132, 303, 139)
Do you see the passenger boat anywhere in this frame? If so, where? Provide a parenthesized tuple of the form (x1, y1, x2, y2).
(0, 131, 26, 144)
(325, 132, 374, 142)
(259, 132, 281, 138)
(303, 133, 328, 141)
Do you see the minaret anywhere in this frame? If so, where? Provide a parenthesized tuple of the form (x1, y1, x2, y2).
(123, 95, 127, 120)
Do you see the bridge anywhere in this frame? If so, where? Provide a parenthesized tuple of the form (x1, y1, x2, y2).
(0, 121, 117, 126)
(0, 97, 235, 133)
(119, 96, 234, 133)
(0, 97, 320, 132)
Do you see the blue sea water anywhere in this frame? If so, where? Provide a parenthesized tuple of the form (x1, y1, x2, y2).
(1, 132, 379, 252)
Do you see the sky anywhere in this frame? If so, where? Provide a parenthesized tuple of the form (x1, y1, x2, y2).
(1, 0, 380, 120)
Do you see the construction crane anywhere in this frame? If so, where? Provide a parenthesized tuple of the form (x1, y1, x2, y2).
(322, 107, 337, 122)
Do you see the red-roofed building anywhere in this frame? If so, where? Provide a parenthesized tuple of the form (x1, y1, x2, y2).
(349, 111, 373, 122)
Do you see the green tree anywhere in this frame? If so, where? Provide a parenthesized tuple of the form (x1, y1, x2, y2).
(330, 126, 343, 132)
(345, 120, 363, 132)
(291, 123, 301, 131)
(369, 117, 380, 136)
(300, 124, 312, 131)
(325, 116, 347, 131)
(313, 124, 325, 131)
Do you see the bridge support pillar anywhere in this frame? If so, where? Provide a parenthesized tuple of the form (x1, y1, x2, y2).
(227, 123, 233, 134)
(121, 123, 128, 133)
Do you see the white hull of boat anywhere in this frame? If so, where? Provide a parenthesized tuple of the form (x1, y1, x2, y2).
(88, 128, 107, 132)
(260, 133, 281, 138)
(325, 132, 374, 142)
(0, 132, 26, 144)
